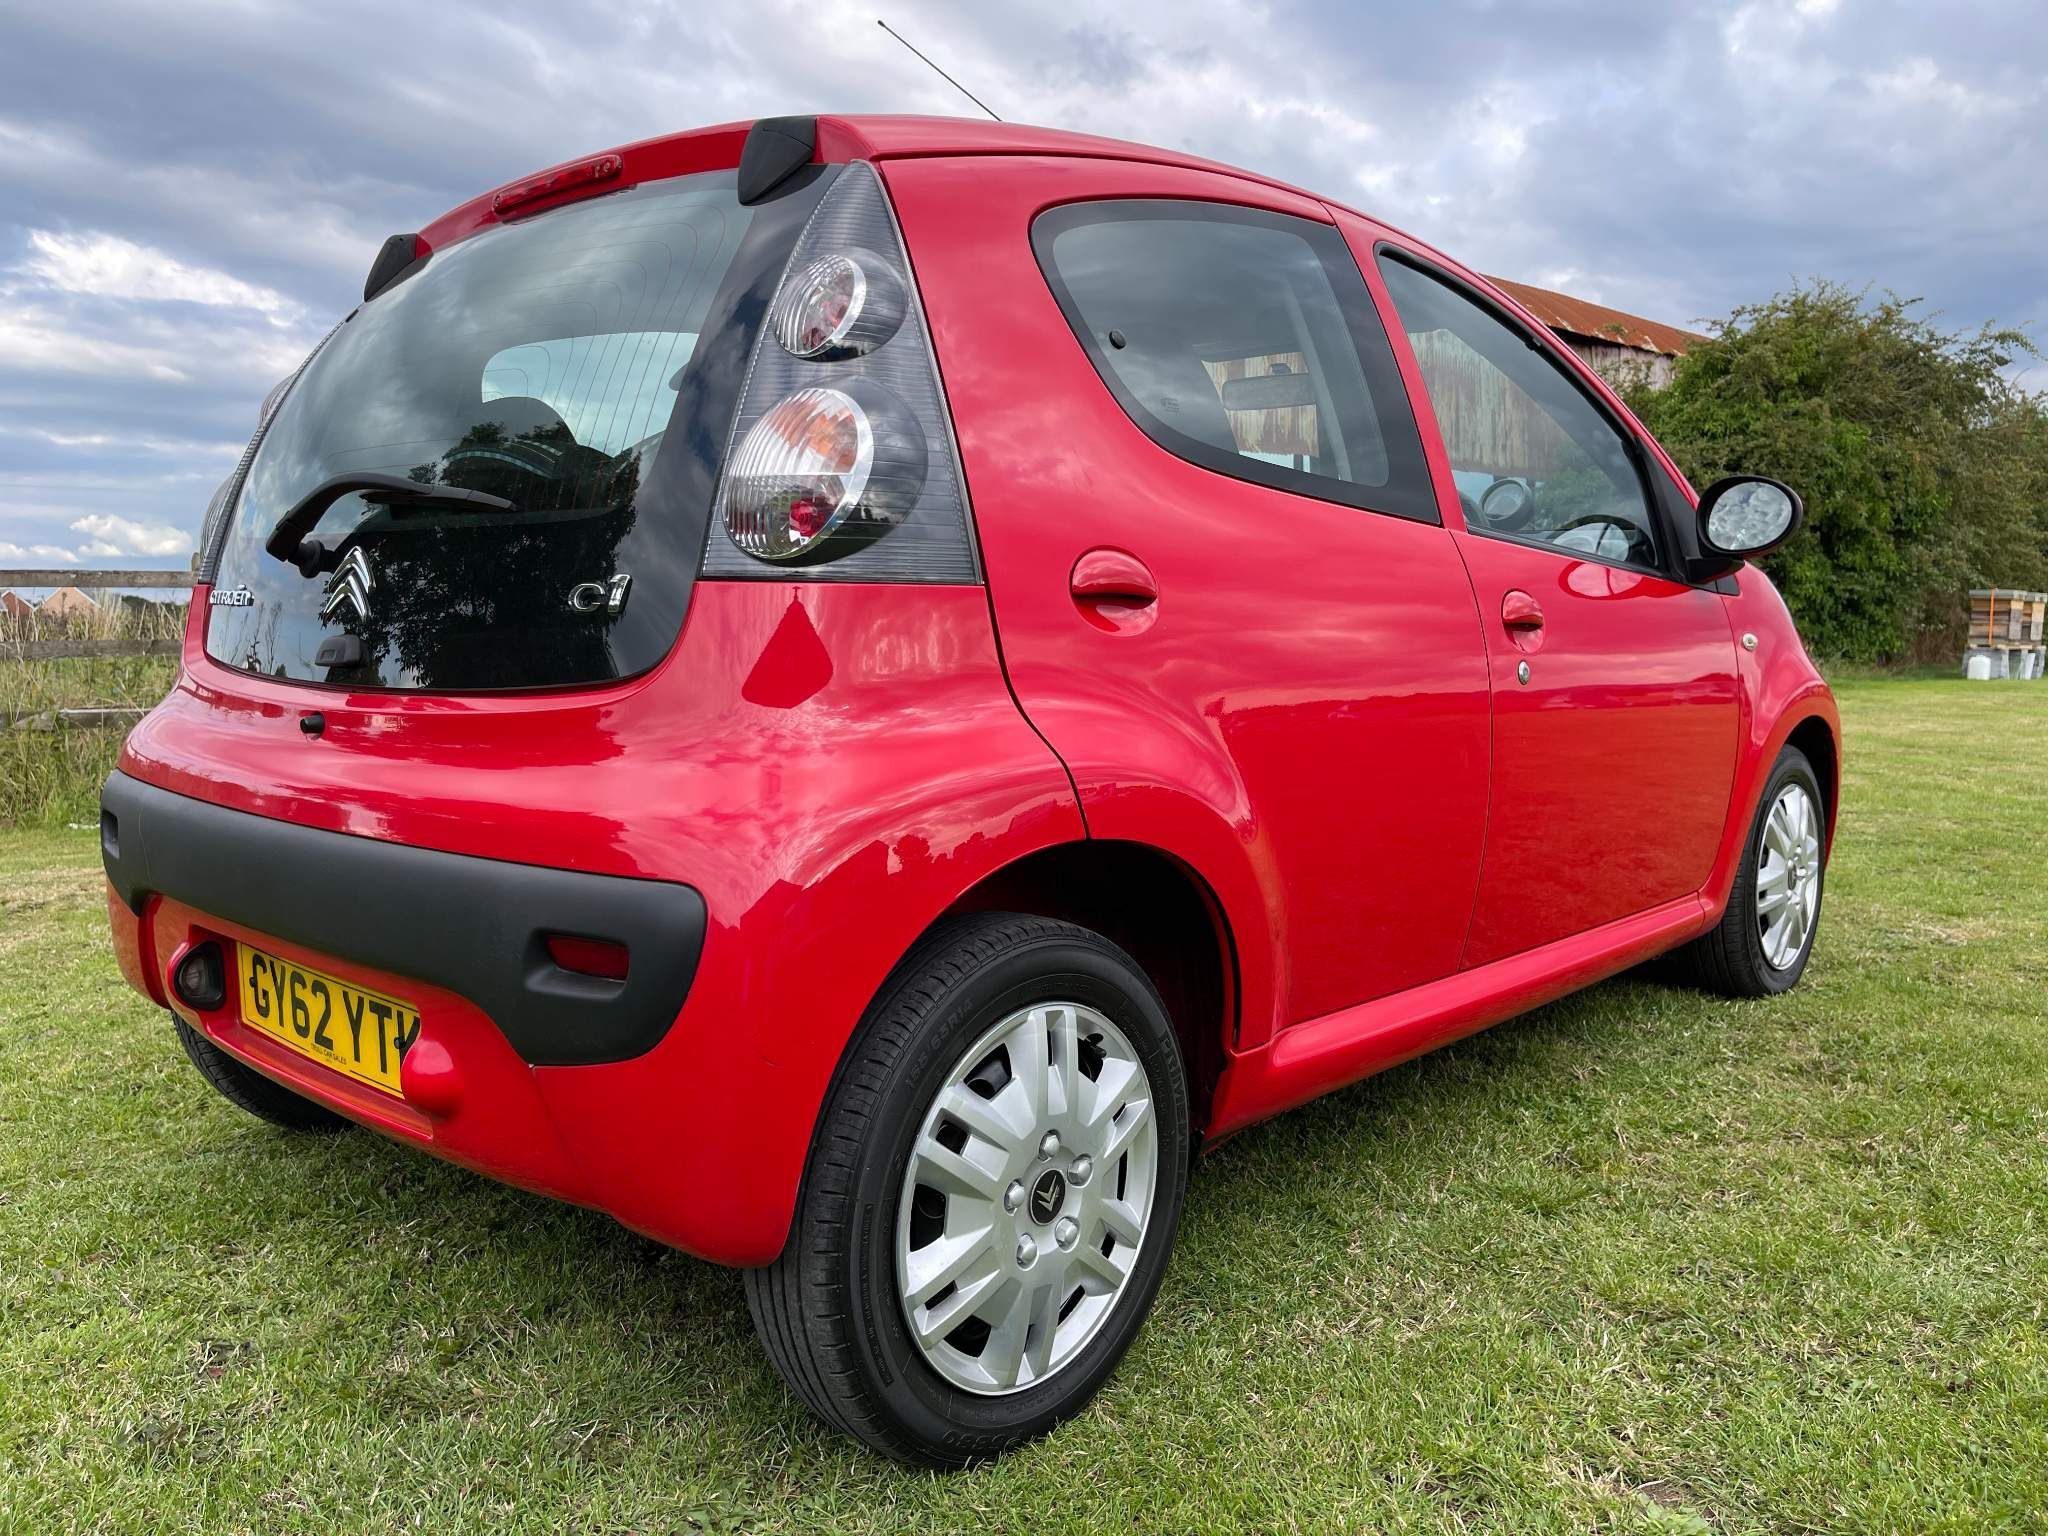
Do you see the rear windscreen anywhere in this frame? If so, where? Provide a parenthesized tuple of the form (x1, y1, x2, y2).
(204, 167, 825, 691)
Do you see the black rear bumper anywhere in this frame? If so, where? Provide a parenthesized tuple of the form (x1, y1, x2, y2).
(101, 771, 706, 1066)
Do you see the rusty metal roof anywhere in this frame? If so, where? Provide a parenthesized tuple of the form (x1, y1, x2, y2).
(1484, 276, 1706, 358)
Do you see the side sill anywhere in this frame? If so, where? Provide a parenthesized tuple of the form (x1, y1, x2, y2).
(1207, 894, 1708, 1138)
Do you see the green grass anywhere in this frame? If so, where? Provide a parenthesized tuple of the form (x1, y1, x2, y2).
(1, 679, 2043, 1534)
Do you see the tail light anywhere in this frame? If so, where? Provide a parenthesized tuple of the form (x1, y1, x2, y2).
(770, 250, 906, 360)
(723, 383, 927, 562)
(708, 161, 976, 583)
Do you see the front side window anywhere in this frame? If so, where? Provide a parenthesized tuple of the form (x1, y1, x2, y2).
(1034, 201, 1435, 523)
(1377, 255, 1663, 570)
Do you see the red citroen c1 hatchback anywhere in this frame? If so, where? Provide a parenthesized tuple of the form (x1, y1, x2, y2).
(103, 114, 1838, 1465)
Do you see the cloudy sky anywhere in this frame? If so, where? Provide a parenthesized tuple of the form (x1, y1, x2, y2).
(2, 0, 2043, 571)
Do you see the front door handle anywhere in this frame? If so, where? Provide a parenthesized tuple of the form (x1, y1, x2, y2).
(1502, 590, 1544, 631)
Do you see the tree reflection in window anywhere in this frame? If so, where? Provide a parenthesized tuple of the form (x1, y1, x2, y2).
(320, 408, 647, 691)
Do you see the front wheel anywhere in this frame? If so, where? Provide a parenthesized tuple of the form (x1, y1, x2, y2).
(1677, 744, 1827, 997)
(744, 914, 1190, 1466)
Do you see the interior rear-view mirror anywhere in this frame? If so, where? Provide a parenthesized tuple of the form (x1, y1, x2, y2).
(1220, 371, 1317, 411)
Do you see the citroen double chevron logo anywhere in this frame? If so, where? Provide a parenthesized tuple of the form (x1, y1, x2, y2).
(320, 546, 374, 623)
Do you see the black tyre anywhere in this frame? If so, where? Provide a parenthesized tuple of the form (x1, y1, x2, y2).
(745, 914, 1190, 1467)
(1676, 744, 1827, 997)
(173, 1015, 350, 1132)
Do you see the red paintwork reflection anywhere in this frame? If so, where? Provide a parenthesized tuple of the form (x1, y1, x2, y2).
(887, 154, 1493, 1037)
(1705, 563, 1841, 900)
(1211, 894, 1706, 1136)
(1449, 533, 1739, 966)
(121, 582, 1082, 1263)
(1335, 210, 1745, 968)
(106, 884, 161, 1004)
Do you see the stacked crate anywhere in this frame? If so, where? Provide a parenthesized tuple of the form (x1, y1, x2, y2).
(1965, 589, 2047, 679)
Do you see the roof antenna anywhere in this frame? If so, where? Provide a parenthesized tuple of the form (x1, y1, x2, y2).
(876, 19, 1002, 121)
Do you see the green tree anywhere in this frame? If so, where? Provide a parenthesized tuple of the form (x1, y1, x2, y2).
(1624, 282, 2048, 661)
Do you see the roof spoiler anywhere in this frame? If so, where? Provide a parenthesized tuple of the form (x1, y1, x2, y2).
(363, 232, 422, 303)
(738, 116, 817, 205)
(366, 115, 815, 300)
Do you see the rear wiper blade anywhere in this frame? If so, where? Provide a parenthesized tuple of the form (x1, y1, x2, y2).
(264, 471, 521, 576)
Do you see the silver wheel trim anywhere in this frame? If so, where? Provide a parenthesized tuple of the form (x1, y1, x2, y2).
(1756, 782, 1822, 970)
(894, 1001, 1159, 1396)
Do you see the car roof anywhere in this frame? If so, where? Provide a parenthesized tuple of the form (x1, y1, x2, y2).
(818, 114, 1290, 185)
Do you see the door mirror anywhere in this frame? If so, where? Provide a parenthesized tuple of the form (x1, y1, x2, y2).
(1697, 475, 1802, 558)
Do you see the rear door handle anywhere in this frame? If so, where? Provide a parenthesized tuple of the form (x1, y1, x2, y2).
(1070, 548, 1158, 606)
(1502, 590, 1544, 631)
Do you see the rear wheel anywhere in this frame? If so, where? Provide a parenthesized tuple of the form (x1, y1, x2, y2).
(745, 914, 1190, 1466)
(173, 1016, 349, 1131)
(1677, 744, 1827, 997)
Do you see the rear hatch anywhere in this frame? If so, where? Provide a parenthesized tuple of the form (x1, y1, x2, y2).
(132, 138, 985, 878)
(108, 152, 836, 1116)
(200, 164, 823, 691)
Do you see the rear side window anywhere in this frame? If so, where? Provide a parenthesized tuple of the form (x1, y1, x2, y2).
(1033, 201, 1436, 523)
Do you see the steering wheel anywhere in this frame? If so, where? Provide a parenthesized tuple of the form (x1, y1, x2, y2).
(1476, 478, 1537, 532)
(1553, 514, 1654, 565)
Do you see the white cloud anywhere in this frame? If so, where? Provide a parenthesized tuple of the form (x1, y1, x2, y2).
(67, 513, 192, 557)
(0, 307, 190, 381)
(118, 305, 314, 381)
(0, 294, 313, 392)
(0, 541, 80, 564)
(0, 423, 244, 458)
(0, 116, 395, 283)
(1866, 57, 1996, 114)
(21, 229, 301, 323)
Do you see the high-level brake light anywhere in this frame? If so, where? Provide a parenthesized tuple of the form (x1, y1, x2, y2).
(491, 154, 623, 218)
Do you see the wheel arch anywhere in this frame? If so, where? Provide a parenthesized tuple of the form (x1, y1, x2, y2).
(1701, 690, 1841, 923)
(1785, 712, 1840, 849)
(933, 839, 1238, 1139)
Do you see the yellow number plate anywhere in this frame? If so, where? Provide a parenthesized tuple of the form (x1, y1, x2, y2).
(235, 943, 419, 1099)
